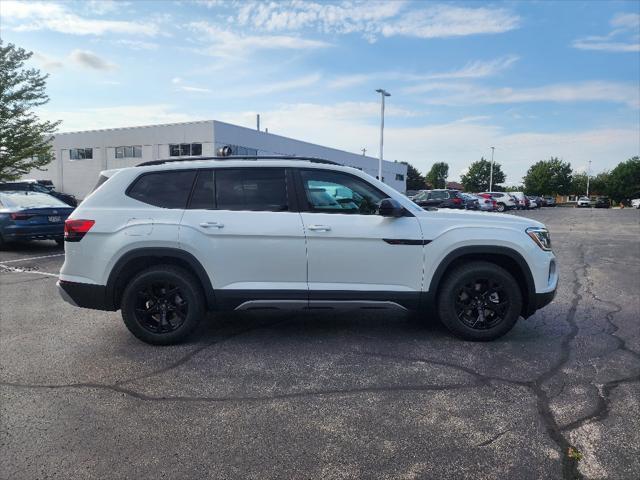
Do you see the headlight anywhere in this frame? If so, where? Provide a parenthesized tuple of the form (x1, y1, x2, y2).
(526, 227, 552, 251)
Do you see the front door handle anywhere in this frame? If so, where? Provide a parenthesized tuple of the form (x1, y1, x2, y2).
(199, 221, 224, 229)
(308, 225, 331, 232)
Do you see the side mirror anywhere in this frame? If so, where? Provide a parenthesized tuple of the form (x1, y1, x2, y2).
(379, 198, 405, 218)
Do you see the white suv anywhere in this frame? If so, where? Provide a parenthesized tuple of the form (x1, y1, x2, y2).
(480, 192, 517, 212)
(58, 157, 558, 344)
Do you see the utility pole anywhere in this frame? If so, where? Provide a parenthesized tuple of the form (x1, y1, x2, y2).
(586, 159, 591, 197)
(375, 88, 390, 181)
(361, 148, 366, 156)
(489, 146, 495, 191)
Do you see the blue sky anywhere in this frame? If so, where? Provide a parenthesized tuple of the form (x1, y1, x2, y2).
(2, 0, 639, 183)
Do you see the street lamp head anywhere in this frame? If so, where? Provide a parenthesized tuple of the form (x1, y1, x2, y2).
(376, 88, 391, 97)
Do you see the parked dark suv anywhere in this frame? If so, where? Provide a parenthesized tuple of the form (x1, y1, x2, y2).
(594, 197, 610, 208)
(0, 181, 77, 207)
(413, 189, 464, 209)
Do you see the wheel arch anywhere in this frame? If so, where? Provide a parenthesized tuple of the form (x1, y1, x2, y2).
(425, 246, 536, 318)
(106, 247, 215, 311)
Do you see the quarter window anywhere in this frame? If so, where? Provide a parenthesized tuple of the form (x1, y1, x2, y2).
(70, 148, 93, 160)
(169, 143, 203, 157)
(127, 170, 196, 208)
(215, 168, 287, 211)
(300, 170, 386, 215)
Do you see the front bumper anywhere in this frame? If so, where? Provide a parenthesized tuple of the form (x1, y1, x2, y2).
(57, 280, 116, 311)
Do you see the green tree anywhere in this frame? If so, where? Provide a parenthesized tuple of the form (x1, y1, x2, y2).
(425, 162, 449, 189)
(504, 185, 524, 193)
(401, 161, 427, 190)
(570, 172, 588, 196)
(606, 157, 640, 202)
(590, 171, 609, 196)
(460, 157, 506, 192)
(0, 40, 61, 180)
(523, 158, 572, 195)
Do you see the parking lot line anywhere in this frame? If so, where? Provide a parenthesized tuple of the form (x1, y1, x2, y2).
(0, 264, 60, 277)
(0, 253, 65, 263)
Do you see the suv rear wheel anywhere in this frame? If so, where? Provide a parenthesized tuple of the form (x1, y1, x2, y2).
(496, 202, 506, 212)
(437, 261, 522, 341)
(121, 265, 204, 345)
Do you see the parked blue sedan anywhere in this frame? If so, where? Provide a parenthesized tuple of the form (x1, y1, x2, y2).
(0, 191, 74, 248)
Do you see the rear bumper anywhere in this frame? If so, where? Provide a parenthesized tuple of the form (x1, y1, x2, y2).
(57, 280, 116, 311)
(2, 224, 64, 241)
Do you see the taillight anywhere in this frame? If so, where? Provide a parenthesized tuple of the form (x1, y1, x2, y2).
(64, 219, 95, 242)
(10, 213, 33, 220)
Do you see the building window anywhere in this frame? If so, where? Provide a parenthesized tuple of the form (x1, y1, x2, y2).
(70, 148, 93, 160)
(169, 143, 203, 157)
(395, 174, 405, 181)
(115, 145, 143, 159)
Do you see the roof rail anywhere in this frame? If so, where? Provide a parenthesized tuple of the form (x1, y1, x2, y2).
(136, 155, 339, 167)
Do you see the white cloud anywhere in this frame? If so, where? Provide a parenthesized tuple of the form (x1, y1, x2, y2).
(178, 86, 212, 93)
(234, 1, 519, 42)
(32, 52, 64, 71)
(85, 0, 130, 15)
(2, 0, 159, 36)
(187, 21, 331, 57)
(572, 12, 640, 52)
(113, 39, 159, 50)
(381, 5, 520, 39)
(327, 55, 518, 89)
(423, 55, 519, 80)
(406, 81, 640, 108)
(69, 50, 117, 71)
(39, 105, 197, 132)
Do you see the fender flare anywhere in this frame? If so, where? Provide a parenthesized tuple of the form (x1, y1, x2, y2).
(424, 245, 536, 316)
(106, 247, 216, 310)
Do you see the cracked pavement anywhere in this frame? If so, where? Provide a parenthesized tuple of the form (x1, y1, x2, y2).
(1, 208, 639, 479)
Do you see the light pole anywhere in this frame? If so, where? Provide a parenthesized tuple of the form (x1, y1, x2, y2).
(376, 88, 390, 182)
(489, 146, 495, 191)
(586, 159, 591, 197)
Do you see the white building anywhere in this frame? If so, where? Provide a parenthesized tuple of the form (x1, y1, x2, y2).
(27, 120, 407, 199)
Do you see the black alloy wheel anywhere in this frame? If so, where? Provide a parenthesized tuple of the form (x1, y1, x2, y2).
(454, 278, 509, 330)
(134, 281, 188, 334)
(437, 261, 522, 341)
(121, 265, 204, 345)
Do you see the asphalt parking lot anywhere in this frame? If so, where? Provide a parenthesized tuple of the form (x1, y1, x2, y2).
(1, 208, 639, 480)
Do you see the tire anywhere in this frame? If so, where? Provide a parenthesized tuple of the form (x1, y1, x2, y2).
(121, 265, 205, 345)
(496, 203, 506, 212)
(437, 261, 522, 341)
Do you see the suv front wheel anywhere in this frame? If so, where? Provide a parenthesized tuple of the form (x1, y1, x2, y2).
(437, 261, 522, 341)
(121, 265, 204, 345)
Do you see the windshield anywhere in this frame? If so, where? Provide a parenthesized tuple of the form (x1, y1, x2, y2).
(0, 192, 69, 209)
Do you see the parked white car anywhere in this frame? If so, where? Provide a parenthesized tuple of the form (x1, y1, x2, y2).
(480, 192, 517, 212)
(576, 196, 591, 208)
(631, 198, 640, 209)
(58, 156, 558, 344)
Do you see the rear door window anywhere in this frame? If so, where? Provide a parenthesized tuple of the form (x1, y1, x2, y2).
(127, 170, 196, 208)
(217, 168, 287, 211)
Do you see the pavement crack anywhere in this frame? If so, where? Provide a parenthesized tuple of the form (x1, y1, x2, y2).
(529, 244, 586, 480)
(477, 429, 510, 447)
(114, 317, 293, 386)
(560, 374, 640, 433)
(0, 379, 479, 404)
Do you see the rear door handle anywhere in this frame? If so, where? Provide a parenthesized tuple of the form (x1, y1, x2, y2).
(308, 225, 331, 232)
(199, 221, 224, 229)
